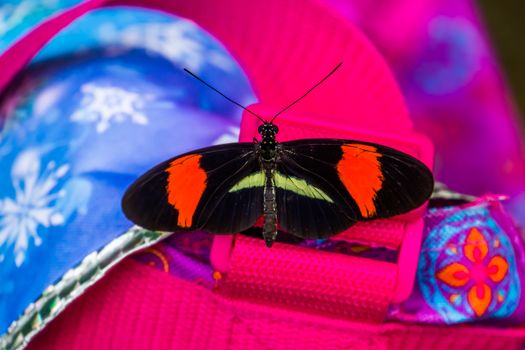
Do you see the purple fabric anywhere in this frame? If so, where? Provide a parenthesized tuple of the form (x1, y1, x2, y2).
(134, 231, 215, 290)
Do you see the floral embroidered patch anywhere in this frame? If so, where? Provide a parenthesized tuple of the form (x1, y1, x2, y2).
(418, 204, 521, 323)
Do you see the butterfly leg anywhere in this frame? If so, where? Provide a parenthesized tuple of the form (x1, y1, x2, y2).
(262, 168, 278, 247)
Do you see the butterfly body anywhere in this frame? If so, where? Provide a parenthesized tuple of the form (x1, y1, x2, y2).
(258, 122, 281, 246)
(122, 120, 434, 248)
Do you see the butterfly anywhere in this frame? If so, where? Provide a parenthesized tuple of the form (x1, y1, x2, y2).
(122, 63, 434, 247)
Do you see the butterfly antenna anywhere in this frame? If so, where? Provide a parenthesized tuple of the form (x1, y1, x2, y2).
(270, 62, 343, 123)
(184, 68, 265, 123)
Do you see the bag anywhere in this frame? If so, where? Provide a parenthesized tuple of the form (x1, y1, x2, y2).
(1, 1, 524, 349)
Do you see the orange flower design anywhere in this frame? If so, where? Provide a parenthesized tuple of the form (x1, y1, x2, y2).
(436, 228, 509, 317)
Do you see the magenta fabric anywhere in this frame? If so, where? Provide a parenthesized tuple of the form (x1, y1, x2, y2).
(327, 0, 525, 226)
(26, 259, 525, 350)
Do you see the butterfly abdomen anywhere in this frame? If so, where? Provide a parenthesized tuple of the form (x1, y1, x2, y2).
(262, 167, 278, 247)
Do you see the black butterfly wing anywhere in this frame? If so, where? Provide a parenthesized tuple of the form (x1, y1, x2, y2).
(122, 143, 263, 234)
(275, 139, 434, 239)
(274, 156, 358, 240)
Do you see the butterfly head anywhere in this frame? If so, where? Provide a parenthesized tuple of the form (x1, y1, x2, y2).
(258, 122, 279, 138)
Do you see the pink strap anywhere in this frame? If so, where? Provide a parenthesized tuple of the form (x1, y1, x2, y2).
(0, 0, 432, 323)
(215, 104, 431, 321)
(220, 236, 397, 322)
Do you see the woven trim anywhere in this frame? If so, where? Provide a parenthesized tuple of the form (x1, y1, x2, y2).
(0, 227, 169, 350)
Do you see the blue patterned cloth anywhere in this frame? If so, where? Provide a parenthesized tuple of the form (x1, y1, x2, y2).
(0, 3, 256, 333)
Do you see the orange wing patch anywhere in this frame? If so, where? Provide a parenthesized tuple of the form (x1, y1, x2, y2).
(337, 144, 384, 218)
(166, 154, 207, 227)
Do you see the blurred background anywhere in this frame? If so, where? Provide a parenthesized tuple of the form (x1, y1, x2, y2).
(479, 1, 525, 118)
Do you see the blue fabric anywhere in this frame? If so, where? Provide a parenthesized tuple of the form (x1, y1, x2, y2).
(0, 0, 82, 54)
(0, 4, 256, 333)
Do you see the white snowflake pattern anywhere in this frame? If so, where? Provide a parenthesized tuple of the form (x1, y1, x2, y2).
(71, 84, 149, 133)
(0, 149, 68, 266)
(101, 21, 233, 72)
